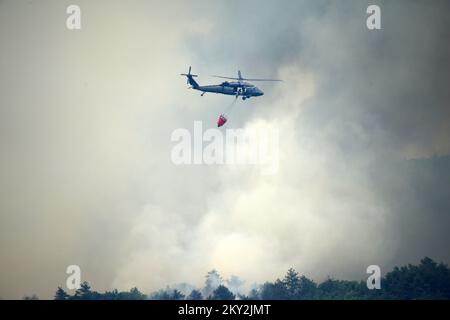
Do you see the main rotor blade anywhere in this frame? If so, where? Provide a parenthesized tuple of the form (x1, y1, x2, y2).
(211, 75, 282, 82)
(211, 75, 240, 80)
(243, 78, 283, 82)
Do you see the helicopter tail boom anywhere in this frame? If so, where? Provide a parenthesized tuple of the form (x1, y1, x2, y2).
(181, 66, 199, 89)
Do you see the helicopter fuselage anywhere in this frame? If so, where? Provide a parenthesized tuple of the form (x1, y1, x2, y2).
(195, 81, 264, 99)
(181, 67, 279, 100)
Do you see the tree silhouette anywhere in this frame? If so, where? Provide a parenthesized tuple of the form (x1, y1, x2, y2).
(187, 289, 203, 300)
(283, 268, 300, 299)
(247, 288, 260, 300)
(318, 278, 356, 299)
(203, 270, 222, 298)
(74, 281, 95, 300)
(48, 257, 450, 300)
(297, 275, 317, 299)
(171, 289, 185, 300)
(260, 280, 289, 300)
(150, 288, 185, 300)
(128, 287, 146, 300)
(383, 257, 450, 299)
(54, 287, 70, 300)
(104, 287, 147, 300)
(209, 285, 235, 300)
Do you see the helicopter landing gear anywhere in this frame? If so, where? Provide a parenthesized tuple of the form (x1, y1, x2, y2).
(201, 92, 205, 96)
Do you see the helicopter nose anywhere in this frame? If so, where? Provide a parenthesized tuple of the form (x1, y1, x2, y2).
(257, 89, 264, 96)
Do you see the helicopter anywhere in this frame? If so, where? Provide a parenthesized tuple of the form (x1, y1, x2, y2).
(181, 66, 282, 127)
(181, 66, 282, 101)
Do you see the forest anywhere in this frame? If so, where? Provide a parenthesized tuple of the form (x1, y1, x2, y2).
(41, 257, 450, 300)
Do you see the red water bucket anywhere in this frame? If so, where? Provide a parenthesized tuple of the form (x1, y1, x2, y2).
(217, 114, 227, 127)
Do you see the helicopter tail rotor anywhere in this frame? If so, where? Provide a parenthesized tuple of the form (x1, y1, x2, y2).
(181, 66, 199, 88)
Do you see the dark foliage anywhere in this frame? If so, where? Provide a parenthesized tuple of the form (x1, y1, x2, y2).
(53, 257, 450, 300)
(208, 285, 236, 300)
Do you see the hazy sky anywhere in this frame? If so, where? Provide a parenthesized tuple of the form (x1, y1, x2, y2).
(1, 0, 449, 299)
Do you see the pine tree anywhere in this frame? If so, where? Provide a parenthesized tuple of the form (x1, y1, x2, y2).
(209, 285, 235, 300)
(187, 289, 203, 300)
(128, 287, 146, 300)
(203, 270, 222, 297)
(283, 268, 300, 299)
(54, 287, 70, 300)
(171, 289, 185, 300)
(75, 281, 92, 300)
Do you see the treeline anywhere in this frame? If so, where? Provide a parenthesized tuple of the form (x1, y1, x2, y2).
(50, 257, 450, 300)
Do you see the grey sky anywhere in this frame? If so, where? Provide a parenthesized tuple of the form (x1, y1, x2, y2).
(0, 0, 449, 299)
